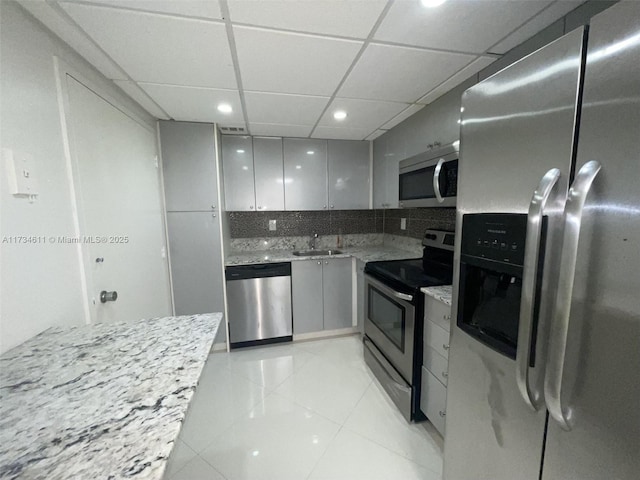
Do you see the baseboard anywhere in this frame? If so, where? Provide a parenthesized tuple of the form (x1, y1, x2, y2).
(293, 327, 360, 342)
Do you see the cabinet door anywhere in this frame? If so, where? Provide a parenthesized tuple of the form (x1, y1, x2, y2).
(356, 260, 365, 333)
(166, 212, 224, 316)
(322, 257, 353, 330)
(328, 140, 370, 209)
(221, 136, 255, 211)
(283, 138, 328, 210)
(160, 121, 218, 212)
(420, 366, 447, 435)
(253, 137, 284, 211)
(291, 260, 324, 334)
(373, 148, 388, 208)
(385, 156, 399, 209)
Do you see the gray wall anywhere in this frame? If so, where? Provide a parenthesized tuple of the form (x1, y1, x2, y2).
(374, 0, 615, 164)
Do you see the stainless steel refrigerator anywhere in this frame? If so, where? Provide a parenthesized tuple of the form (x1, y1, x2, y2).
(444, 2, 640, 479)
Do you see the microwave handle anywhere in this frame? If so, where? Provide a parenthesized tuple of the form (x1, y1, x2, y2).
(433, 158, 445, 203)
(516, 167, 560, 411)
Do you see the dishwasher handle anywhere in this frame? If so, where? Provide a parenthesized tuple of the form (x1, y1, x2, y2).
(226, 262, 291, 280)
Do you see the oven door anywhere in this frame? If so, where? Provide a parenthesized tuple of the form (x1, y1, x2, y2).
(364, 274, 416, 383)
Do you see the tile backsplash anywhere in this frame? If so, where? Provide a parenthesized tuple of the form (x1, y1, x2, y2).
(227, 207, 455, 240)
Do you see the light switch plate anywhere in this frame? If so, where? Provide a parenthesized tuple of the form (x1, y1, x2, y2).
(269, 219, 277, 231)
(3, 148, 39, 196)
(400, 218, 407, 230)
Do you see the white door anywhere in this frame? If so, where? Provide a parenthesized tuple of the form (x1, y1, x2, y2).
(66, 75, 172, 323)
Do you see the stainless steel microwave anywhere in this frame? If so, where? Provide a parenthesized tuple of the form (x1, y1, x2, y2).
(398, 142, 459, 208)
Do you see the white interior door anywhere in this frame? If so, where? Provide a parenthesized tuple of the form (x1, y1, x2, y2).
(66, 75, 172, 323)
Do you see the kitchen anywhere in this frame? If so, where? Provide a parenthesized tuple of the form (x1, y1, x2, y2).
(1, 0, 638, 479)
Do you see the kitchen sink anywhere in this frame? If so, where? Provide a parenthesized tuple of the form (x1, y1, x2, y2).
(292, 249, 343, 256)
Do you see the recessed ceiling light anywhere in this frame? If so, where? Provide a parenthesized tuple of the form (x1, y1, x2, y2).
(333, 110, 347, 121)
(236, 149, 245, 153)
(217, 103, 233, 113)
(421, 0, 448, 7)
(295, 165, 302, 169)
(306, 151, 314, 155)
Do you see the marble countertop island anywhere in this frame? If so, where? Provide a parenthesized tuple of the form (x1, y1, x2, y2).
(0, 313, 222, 480)
(226, 245, 421, 266)
(421, 285, 453, 306)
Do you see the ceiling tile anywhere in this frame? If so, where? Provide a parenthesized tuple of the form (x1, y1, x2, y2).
(381, 104, 425, 130)
(244, 92, 329, 126)
(62, 0, 223, 19)
(61, 3, 236, 88)
(234, 27, 363, 96)
(249, 123, 313, 138)
(488, 1, 585, 54)
(417, 56, 496, 105)
(227, 0, 387, 38)
(319, 97, 408, 132)
(365, 130, 388, 141)
(19, 1, 127, 80)
(339, 43, 475, 103)
(311, 126, 371, 141)
(139, 83, 244, 123)
(113, 80, 169, 119)
(375, 0, 553, 54)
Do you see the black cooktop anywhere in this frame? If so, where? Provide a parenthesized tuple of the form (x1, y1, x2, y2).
(365, 258, 452, 296)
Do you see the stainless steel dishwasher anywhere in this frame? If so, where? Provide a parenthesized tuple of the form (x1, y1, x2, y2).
(225, 262, 292, 349)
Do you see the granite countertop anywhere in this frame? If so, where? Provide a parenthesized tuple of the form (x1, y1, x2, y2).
(225, 245, 421, 266)
(421, 285, 453, 306)
(0, 313, 222, 480)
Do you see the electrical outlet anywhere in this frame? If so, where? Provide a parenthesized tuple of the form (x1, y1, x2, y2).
(269, 219, 277, 231)
(400, 218, 407, 230)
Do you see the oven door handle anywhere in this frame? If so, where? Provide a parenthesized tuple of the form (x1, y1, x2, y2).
(516, 167, 560, 411)
(433, 158, 445, 203)
(366, 275, 413, 302)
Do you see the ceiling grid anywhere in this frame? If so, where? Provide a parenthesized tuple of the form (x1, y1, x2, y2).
(21, 0, 585, 141)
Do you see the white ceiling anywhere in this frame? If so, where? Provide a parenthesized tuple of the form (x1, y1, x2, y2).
(22, 0, 584, 140)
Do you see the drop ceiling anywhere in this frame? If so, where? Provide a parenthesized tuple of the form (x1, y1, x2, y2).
(22, 0, 584, 140)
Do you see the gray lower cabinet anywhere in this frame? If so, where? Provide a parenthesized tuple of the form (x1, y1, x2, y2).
(159, 121, 218, 212)
(322, 257, 353, 330)
(421, 294, 452, 436)
(166, 212, 224, 315)
(327, 140, 370, 210)
(291, 258, 352, 334)
(356, 259, 366, 333)
(291, 260, 324, 334)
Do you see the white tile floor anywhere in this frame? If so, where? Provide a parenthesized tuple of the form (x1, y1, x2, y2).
(164, 335, 443, 480)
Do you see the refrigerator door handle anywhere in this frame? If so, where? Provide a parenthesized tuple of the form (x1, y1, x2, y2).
(545, 160, 601, 430)
(516, 167, 561, 410)
(433, 158, 445, 203)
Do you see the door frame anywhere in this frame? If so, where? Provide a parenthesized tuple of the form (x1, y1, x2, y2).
(53, 56, 171, 324)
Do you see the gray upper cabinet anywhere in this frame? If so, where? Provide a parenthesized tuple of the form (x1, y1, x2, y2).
(253, 137, 285, 211)
(291, 260, 324, 334)
(322, 257, 353, 330)
(373, 150, 399, 209)
(160, 121, 217, 212)
(328, 140, 369, 210)
(283, 138, 328, 210)
(221, 136, 255, 211)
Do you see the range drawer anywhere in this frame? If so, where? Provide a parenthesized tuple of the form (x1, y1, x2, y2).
(424, 319, 451, 360)
(424, 295, 452, 332)
(424, 346, 448, 386)
(420, 366, 447, 436)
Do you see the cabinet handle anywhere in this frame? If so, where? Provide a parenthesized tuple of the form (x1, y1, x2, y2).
(211, 205, 216, 210)
(249, 205, 254, 209)
(330, 205, 334, 209)
(439, 410, 446, 417)
(323, 205, 327, 209)
(257, 206, 263, 210)
(444, 314, 451, 321)
(324, 261, 328, 265)
(443, 343, 450, 350)
(442, 371, 448, 378)
(212, 213, 216, 218)
(317, 261, 321, 265)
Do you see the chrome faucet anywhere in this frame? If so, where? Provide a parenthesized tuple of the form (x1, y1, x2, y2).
(309, 233, 319, 250)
